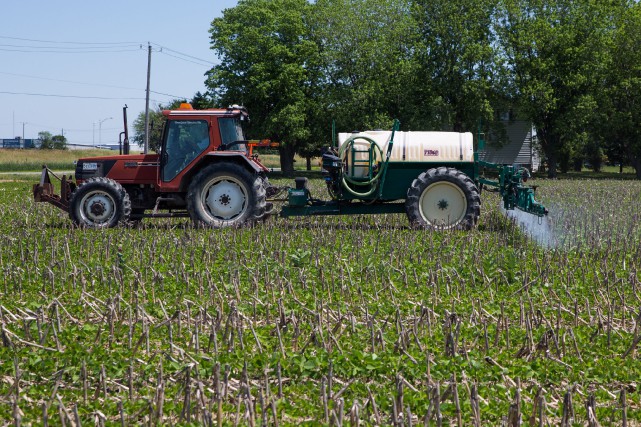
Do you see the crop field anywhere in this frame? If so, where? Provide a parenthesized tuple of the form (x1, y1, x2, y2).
(0, 149, 311, 173)
(0, 149, 111, 173)
(0, 174, 640, 425)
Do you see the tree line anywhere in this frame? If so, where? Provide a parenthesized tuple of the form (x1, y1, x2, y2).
(140, 0, 641, 178)
(38, 131, 67, 150)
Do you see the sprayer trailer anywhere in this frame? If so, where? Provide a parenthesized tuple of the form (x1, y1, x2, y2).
(33, 105, 547, 229)
(280, 120, 547, 228)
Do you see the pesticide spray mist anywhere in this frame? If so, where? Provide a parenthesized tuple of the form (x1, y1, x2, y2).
(502, 206, 559, 248)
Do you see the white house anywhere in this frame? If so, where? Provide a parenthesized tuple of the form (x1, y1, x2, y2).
(478, 119, 540, 172)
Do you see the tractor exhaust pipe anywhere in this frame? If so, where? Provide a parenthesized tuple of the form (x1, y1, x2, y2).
(121, 105, 130, 155)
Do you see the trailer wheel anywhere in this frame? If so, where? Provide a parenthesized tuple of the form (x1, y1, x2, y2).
(69, 177, 131, 228)
(187, 163, 266, 227)
(406, 167, 480, 230)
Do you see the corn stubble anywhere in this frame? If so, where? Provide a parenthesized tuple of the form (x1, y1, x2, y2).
(0, 178, 640, 425)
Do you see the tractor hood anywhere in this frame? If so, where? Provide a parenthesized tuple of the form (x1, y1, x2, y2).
(75, 154, 160, 183)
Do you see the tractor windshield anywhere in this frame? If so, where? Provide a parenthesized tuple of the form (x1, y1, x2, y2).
(218, 117, 246, 151)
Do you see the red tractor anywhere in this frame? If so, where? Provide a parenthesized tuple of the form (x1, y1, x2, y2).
(33, 104, 278, 228)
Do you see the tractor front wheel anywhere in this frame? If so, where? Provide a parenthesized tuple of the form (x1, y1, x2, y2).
(406, 167, 480, 230)
(69, 177, 132, 228)
(187, 163, 266, 227)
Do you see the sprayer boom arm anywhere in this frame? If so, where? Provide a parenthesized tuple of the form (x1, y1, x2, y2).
(478, 160, 548, 217)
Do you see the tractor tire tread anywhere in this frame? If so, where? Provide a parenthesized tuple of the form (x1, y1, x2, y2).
(69, 177, 131, 228)
(187, 163, 266, 228)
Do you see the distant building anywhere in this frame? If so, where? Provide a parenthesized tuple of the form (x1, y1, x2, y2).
(478, 118, 540, 172)
(67, 144, 101, 150)
(94, 144, 121, 150)
(67, 143, 140, 153)
(0, 139, 139, 152)
(0, 139, 115, 150)
(1, 138, 41, 149)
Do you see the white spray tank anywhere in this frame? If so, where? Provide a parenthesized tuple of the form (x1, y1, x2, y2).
(337, 130, 475, 178)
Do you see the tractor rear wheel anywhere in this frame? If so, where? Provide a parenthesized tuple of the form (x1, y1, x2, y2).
(406, 167, 480, 230)
(187, 163, 266, 227)
(69, 177, 131, 228)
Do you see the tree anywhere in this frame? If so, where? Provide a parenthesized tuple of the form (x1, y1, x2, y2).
(52, 134, 67, 150)
(310, 0, 417, 132)
(598, 2, 641, 179)
(190, 91, 216, 110)
(132, 99, 186, 152)
(412, 0, 504, 135)
(38, 131, 53, 149)
(38, 131, 67, 149)
(497, 0, 612, 177)
(207, 0, 322, 175)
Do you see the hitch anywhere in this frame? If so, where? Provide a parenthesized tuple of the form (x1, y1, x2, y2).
(32, 166, 75, 212)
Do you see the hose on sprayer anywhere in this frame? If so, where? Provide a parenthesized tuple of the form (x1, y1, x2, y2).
(337, 134, 384, 198)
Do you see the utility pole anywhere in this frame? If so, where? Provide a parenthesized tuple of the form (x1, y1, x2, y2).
(144, 43, 152, 154)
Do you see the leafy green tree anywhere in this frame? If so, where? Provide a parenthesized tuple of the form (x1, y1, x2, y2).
(412, 0, 503, 135)
(52, 134, 67, 150)
(497, 0, 612, 177)
(207, 0, 322, 174)
(37, 131, 67, 150)
(584, 138, 605, 173)
(310, 0, 417, 132)
(598, 2, 641, 179)
(38, 131, 53, 149)
(191, 91, 216, 110)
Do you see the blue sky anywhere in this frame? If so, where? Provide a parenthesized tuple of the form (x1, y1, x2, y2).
(1, 0, 238, 146)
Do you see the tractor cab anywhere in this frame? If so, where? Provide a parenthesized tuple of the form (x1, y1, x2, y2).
(157, 103, 255, 190)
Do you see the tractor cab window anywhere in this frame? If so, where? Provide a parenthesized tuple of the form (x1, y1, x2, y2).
(218, 117, 247, 152)
(162, 120, 210, 182)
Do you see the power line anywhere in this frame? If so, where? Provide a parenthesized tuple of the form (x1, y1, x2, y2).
(150, 42, 215, 66)
(0, 70, 188, 98)
(0, 90, 162, 101)
(0, 36, 214, 65)
(0, 35, 142, 54)
(0, 70, 144, 91)
(1, 35, 209, 133)
(0, 35, 140, 45)
(0, 47, 141, 54)
(151, 90, 189, 99)
(0, 43, 140, 50)
(0, 35, 215, 69)
(157, 50, 214, 67)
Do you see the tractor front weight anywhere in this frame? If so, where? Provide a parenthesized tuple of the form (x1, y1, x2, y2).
(33, 166, 75, 212)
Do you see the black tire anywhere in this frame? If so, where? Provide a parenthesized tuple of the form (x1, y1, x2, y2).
(406, 167, 480, 230)
(69, 177, 131, 228)
(186, 163, 266, 227)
